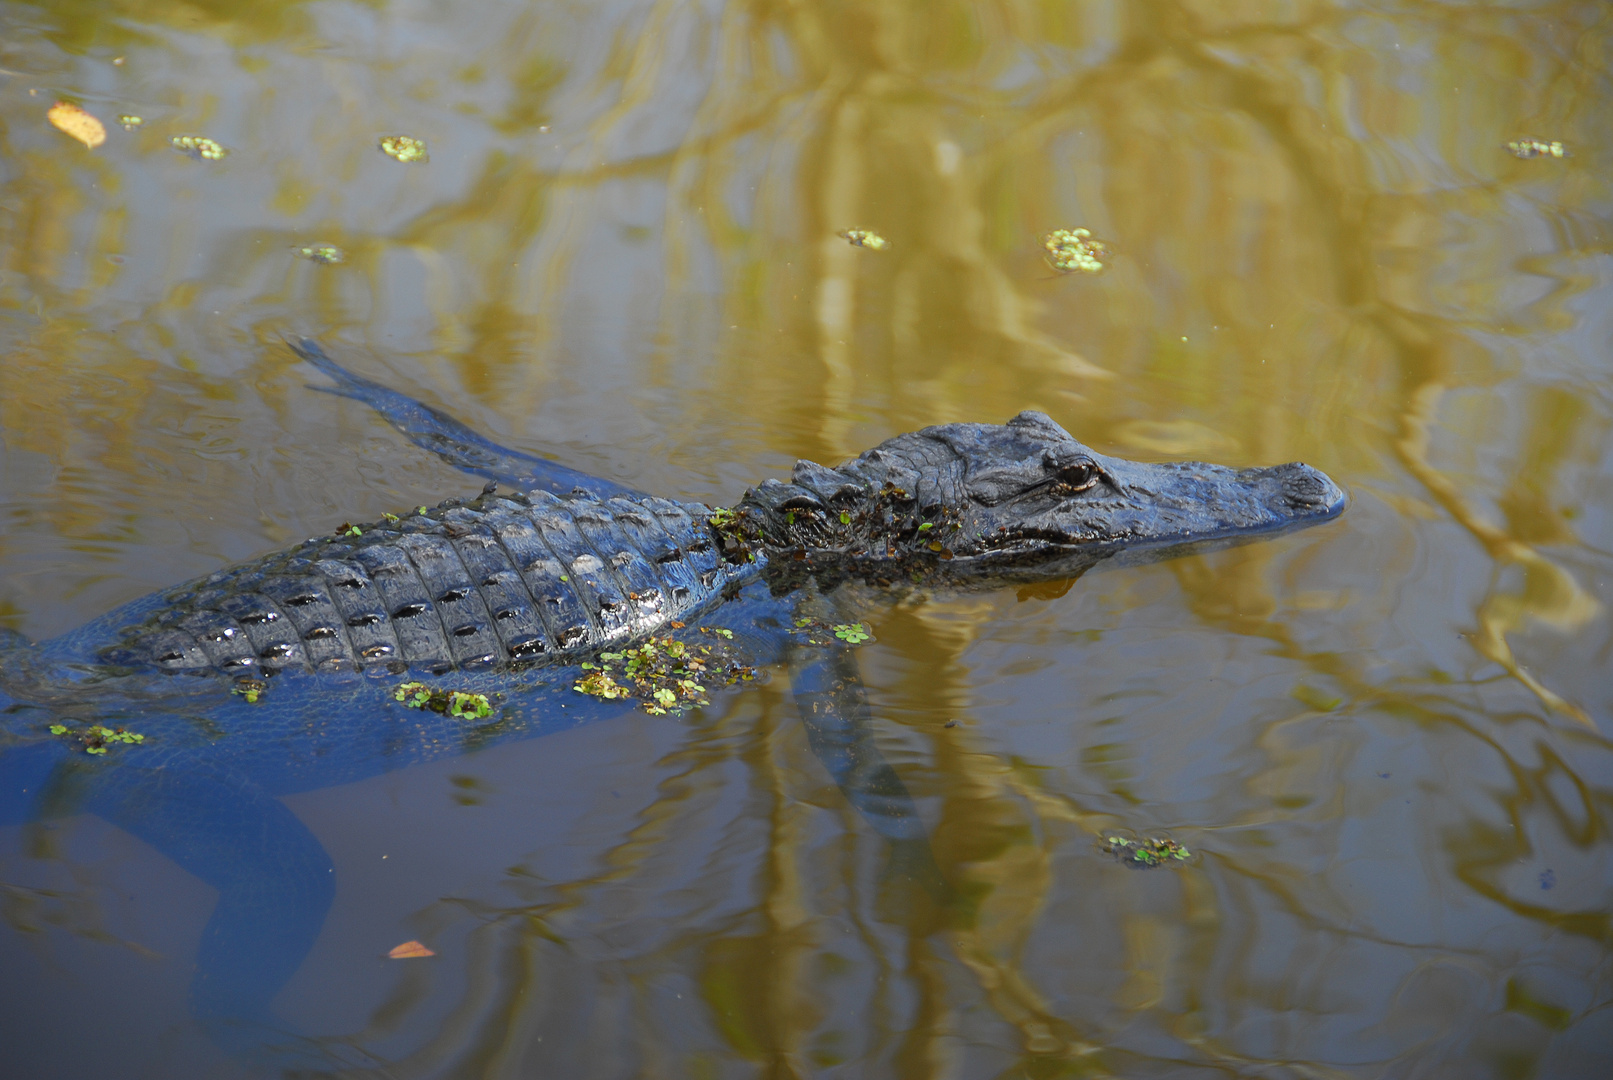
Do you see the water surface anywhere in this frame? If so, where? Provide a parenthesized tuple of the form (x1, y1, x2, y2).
(1, 1, 1610, 1077)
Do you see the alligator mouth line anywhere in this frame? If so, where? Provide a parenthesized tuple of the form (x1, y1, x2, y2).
(977, 526, 1107, 552)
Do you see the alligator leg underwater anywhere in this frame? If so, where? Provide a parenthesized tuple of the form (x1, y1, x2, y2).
(790, 638, 951, 909)
(0, 734, 337, 1066)
(93, 765, 336, 1056)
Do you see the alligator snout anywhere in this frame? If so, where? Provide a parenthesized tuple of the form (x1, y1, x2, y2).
(1275, 463, 1346, 516)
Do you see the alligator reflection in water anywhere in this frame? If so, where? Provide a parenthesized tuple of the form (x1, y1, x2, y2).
(0, 339, 1345, 1063)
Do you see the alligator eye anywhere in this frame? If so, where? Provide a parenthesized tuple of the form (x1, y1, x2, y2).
(1056, 461, 1099, 492)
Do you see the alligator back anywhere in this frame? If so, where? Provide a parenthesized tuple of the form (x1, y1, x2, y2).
(53, 489, 747, 678)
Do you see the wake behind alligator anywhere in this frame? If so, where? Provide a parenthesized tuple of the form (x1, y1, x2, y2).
(0, 338, 1345, 1063)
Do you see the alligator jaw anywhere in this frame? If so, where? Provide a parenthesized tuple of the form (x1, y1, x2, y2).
(986, 455, 1348, 550)
(956, 456, 1346, 577)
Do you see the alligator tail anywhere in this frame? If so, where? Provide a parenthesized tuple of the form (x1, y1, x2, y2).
(286, 335, 639, 500)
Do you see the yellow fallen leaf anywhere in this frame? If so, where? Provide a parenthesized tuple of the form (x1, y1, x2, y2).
(48, 101, 106, 149)
(388, 940, 435, 959)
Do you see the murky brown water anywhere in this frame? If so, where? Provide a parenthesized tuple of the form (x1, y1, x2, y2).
(2, 1, 1611, 1077)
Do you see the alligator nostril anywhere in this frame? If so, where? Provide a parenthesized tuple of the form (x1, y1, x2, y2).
(1279, 466, 1343, 512)
(1284, 472, 1327, 505)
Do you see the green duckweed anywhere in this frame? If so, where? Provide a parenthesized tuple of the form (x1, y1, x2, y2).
(50, 722, 145, 754)
(171, 135, 227, 161)
(393, 682, 494, 719)
(232, 678, 268, 703)
(294, 244, 347, 265)
(1043, 227, 1108, 274)
(574, 634, 754, 715)
(1506, 137, 1567, 159)
(380, 135, 429, 163)
(1102, 835, 1192, 868)
(838, 228, 889, 251)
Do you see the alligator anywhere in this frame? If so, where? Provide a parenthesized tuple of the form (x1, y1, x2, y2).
(0, 338, 1345, 1062)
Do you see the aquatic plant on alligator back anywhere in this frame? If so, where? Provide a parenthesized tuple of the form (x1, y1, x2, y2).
(0, 337, 1345, 1065)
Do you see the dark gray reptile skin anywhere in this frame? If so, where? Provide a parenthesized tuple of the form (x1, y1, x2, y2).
(109, 490, 734, 676)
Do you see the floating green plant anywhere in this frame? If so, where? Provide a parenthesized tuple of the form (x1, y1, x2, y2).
(380, 135, 429, 163)
(171, 135, 227, 161)
(1102, 835, 1192, 868)
(49, 722, 144, 755)
(1043, 227, 1108, 274)
(575, 670, 628, 700)
(786, 617, 874, 647)
(393, 682, 494, 719)
(838, 228, 889, 251)
(232, 678, 268, 703)
(574, 634, 754, 715)
(118, 115, 143, 130)
(705, 505, 763, 563)
(294, 244, 346, 265)
(1506, 137, 1567, 159)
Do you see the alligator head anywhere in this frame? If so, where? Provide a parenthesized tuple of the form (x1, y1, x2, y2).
(734, 411, 1345, 580)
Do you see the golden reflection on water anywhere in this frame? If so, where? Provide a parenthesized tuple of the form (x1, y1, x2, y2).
(1, 0, 1611, 1076)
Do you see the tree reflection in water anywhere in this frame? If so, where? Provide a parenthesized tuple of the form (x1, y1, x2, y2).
(0, 0, 1609, 1077)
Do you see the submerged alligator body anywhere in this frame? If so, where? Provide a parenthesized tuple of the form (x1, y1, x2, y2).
(0, 339, 1345, 1062)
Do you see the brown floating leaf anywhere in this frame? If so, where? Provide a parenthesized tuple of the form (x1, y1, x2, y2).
(48, 102, 106, 149)
(388, 940, 435, 959)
